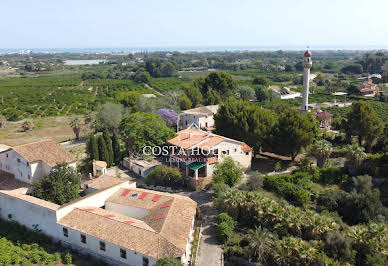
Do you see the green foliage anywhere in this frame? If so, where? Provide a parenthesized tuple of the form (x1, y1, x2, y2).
(268, 108, 314, 160)
(112, 132, 122, 164)
(178, 95, 192, 110)
(182, 84, 202, 107)
(86, 134, 99, 161)
(96, 102, 125, 131)
(64, 253, 72, 264)
(252, 76, 269, 86)
(200, 71, 236, 96)
(103, 128, 114, 166)
(213, 157, 243, 187)
(119, 112, 176, 153)
(146, 165, 182, 188)
(32, 163, 81, 205)
(216, 214, 236, 244)
(97, 135, 109, 164)
(156, 257, 182, 266)
(134, 71, 151, 83)
(341, 64, 363, 74)
(239, 171, 263, 191)
(344, 101, 384, 151)
(233, 86, 255, 101)
(203, 90, 222, 105)
(308, 139, 333, 168)
(116, 91, 142, 110)
(214, 97, 275, 151)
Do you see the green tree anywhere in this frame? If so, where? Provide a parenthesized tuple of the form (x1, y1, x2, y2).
(156, 257, 182, 266)
(204, 90, 222, 105)
(86, 135, 99, 161)
(308, 140, 333, 168)
(255, 86, 275, 102)
(103, 128, 114, 166)
(253, 76, 269, 86)
(269, 108, 314, 160)
(146, 165, 182, 188)
(341, 64, 363, 74)
(69, 118, 82, 140)
(233, 86, 255, 101)
(116, 91, 142, 110)
(97, 135, 109, 163)
(160, 62, 177, 77)
(202, 71, 236, 96)
(345, 101, 384, 151)
(247, 226, 274, 263)
(178, 95, 192, 110)
(214, 97, 276, 152)
(134, 71, 151, 83)
(22, 120, 33, 132)
(32, 163, 80, 205)
(119, 112, 175, 153)
(182, 84, 202, 107)
(112, 132, 121, 164)
(96, 103, 125, 131)
(213, 157, 243, 187)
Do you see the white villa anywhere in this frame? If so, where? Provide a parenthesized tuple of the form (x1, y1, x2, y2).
(269, 85, 301, 100)
(167, 127, 252, 187)
(0, 140, 76, 184)
(180, 105, 219, 131)
(0, 171, 197, 266)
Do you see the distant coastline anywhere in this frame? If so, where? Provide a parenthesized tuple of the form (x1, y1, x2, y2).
(1, 45, 388, 54)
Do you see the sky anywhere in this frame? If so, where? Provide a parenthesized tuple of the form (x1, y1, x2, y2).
(1, 0, 388, 49)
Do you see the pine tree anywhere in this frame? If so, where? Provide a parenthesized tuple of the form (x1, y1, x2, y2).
(112, 132, 121, 164)
(87, 135, 99, 161)
(97, 135, 109, 164)
(103, 128, 114, 166)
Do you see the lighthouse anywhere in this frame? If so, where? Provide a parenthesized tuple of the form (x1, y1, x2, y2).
(301, 49, 312, 113)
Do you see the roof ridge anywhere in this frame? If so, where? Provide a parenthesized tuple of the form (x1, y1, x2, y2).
(13, 139, 54, 148)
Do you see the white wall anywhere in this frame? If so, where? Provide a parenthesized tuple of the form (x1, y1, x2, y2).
(0, 192, 58, 236)
(0, 150, 34, 183)
(213, 140, 252, 169)
(59, 226, 157, 266)
(181, 114, 200, 129)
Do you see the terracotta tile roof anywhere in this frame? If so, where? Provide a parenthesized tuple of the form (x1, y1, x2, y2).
(182, 105, 219, 116)
(13, 140, 76, 167)
(316, 111, 333, 120)
(86, 175, 128, 191)
(168, 128, 252, 151)
(59, 188, 197, 259)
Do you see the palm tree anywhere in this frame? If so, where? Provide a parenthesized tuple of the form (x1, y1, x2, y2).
(22, 120, 33, 132)
(0, 115, 6, 128)
(246, 226, 273, 262)
(90, 120, 100, 134)
(345, 142, 366, 175)
(70, 118, 82, 140)
(223, 189, 244, 220)
(308, 139, 333, 168)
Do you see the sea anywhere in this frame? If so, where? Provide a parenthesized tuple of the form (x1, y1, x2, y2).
(0, 45, 387, 54)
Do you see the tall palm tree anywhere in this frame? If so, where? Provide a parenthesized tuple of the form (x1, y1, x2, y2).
(308, 139, 333, 168)
(70, 118, 82, 140)
(345, 142, 366, 175)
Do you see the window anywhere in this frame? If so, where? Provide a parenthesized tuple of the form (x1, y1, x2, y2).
(143, 257, 149, 266)
(120, 249, 127, 259)
(99, 241, 106, 251)
(234, 148, 237, 152)
(6, 154, 8, 158)
(80, 234, 86, 244)
(8, 214, 12, 219)
(28, 175, 31, 180)
(26, 162, 29, 167)
(17, 158, 21, 163)
(63, 228, 68, 237)
(245, 152, 249, 155)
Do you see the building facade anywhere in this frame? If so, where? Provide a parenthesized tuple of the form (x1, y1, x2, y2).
(180, 105, 219, 131)
(301, 50, 312, 113)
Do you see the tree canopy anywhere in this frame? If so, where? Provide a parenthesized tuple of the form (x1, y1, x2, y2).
(119, 112, 176, 153)
(96, 103, 125, 131)
(213, 157, 243, 187)
(32, 163, 80, 205)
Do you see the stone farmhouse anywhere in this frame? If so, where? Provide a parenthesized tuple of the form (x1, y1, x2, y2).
(0, 141, 197, 266)
(167, 127, 252, 188)
(360, 77, 379, 97)
(0, 140, 76, 184)
(268, 85, 301, 100)
(180, 105, 219, 131)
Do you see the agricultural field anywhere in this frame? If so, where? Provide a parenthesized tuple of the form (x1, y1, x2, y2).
(0, 75, 153, 122)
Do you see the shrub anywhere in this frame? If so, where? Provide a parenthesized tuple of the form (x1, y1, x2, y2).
(318, 167, 348, 185)
(324, 231, 355, 263)
(146, 165, 183, 188)
(64, 253, 72, 264)
(216, 222, 235, 244)
(294, 190, 310, 207)
(216, 213, 236, 227)
(213, 157, 243, 187)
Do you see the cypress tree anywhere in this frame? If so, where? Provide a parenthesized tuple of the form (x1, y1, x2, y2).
(112, 132, 121, 164)
(97, 135, 109, 164)
(87, 135, 99, 161)
(103, 128, 114, 166)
